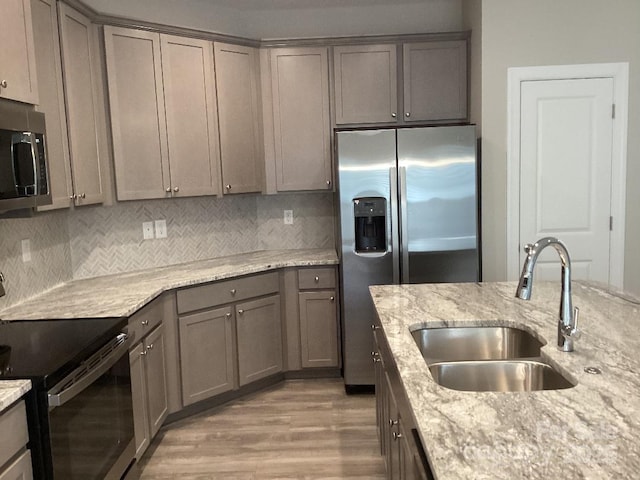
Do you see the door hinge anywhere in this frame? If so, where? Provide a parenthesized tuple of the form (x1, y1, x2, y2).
(610, 216, 614, 231)
(612, 104, 616, 119)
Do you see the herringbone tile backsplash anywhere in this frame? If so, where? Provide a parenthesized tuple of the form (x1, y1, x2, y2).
(69, 192, 335, 278)
(0, 193, 335, 308)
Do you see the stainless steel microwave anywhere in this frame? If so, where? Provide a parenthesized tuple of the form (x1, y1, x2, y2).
(0, 102, 51, 213)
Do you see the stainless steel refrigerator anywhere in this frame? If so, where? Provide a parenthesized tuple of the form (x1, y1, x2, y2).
(336, 125, 480, 387)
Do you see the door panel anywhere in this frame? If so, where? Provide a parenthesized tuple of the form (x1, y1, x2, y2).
(519, 78, 614, 283)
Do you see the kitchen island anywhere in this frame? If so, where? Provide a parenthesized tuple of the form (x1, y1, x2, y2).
(370, 281, 640, 479)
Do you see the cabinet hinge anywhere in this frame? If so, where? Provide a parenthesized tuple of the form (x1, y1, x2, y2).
(612, 104, 616, 119)
(610, 216, 614, 231)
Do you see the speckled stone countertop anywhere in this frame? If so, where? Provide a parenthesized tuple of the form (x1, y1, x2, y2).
(0, 380, 31, 413)
(370, 281, 640, 480)
(0, 249, 338, 320)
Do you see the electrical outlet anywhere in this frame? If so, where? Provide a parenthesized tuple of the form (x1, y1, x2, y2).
(284, 210, 293, 225)
(21, 239, 31, 262)
(142, 222, 154, 240)
(155, 219, 167, 239)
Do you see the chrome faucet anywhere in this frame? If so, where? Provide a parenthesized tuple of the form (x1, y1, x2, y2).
(515, 237, 580, 352)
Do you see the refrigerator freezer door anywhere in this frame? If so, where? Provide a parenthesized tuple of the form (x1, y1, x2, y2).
(398, 125, 479, 283)
(337, 129, 397, 386)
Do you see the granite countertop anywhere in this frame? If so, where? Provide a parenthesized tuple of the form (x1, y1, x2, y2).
(0, 380, 31, 413)
(370, 281, 640, 480)
(0, 249, 338, 321)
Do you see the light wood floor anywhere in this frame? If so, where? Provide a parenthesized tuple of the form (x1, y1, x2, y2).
(139, 378, 386, 480)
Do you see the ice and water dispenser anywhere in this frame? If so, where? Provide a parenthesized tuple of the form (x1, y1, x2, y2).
(354, 197, 387, 253)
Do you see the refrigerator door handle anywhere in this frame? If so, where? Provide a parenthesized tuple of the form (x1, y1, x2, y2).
(389, 167, 400, 284)
(399, 166, 409, 283)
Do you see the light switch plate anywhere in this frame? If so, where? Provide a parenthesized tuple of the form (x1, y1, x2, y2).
(284, 210, 293, 225)
(142, 222, 154, 240)
(155, 219, 167, 239)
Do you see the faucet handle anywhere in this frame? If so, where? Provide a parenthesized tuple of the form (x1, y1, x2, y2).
(571, 307, 582, 340)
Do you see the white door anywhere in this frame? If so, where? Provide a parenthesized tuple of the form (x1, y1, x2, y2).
(519, 78, 614, 283)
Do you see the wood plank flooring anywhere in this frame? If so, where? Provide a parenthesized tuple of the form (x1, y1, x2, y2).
(139, 378, 386, 480)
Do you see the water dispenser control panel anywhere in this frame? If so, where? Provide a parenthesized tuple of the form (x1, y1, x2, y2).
(354, 197, 387, 253)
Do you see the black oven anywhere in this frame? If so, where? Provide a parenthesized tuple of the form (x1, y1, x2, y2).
(0, 318, 136, 480)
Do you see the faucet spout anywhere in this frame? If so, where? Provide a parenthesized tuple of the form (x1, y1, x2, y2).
(515, 237, 579, 352)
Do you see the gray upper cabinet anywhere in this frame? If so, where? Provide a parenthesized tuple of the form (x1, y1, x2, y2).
(214, 42, 263, 195)
(104, 27, 168, 201)
(0, 0, 38, 104)
(104, 27, 220, 201)
(161, 34, 221, 198)
(334, 39, 468, 125)
(333, 44, 398, 125)
(403, 40, 467, 122)
(31, 0, 72, 210)
(58, 3, 105, 206)
(268, 47, 332, 191)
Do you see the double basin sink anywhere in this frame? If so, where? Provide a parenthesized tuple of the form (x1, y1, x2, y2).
(411, 326, 575, 392)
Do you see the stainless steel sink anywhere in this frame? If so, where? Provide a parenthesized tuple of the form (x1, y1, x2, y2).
(411, 326, 544, 364)
(429, 360, 575, 392)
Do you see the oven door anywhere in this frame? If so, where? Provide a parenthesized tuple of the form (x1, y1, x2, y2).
(47, 333, 135, 480)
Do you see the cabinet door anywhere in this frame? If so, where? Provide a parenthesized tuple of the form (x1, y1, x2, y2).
(161, 34, 220, 198)
(179, 306, 235, 406)
(0, 0, 38, 104)
(31, 0, 73, 210)
(144, 324, 168, 439)
(129, 343, 150, 459)
(104, 27, 169, 201)
(333, 44, 397, 124)
(270, 47, 331, 191)
(236, 295, 282, 386)
(0, 450, 33, 480)
(214, 42, 263, 194)
(298, 291, 338, 368)
(386, 373, 401, 480)
(58, 4, 103, 205)
(374, 345, 386, 457)
(403, 41, 467, 122)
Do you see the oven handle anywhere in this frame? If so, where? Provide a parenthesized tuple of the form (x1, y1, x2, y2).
(48, 332, 131, 408)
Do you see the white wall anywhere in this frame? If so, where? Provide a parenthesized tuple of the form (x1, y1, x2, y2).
(82, 0, 463, 39)
(480, 0, 640, 296)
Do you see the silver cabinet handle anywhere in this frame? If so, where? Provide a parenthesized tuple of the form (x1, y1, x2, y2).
(238, 309, 244, 315)
(230, 288, 236, 295)
(140, 349, 147, 356)
(391, 112, 397, 118)
(166, 187, 171, 193)
(225, 184, 231, 190)
(173, 186, 179, 192)
(314, 276, 319, 282)
(389, 419, 399, 426)
(80, 193, 86, 199)
(147, 344, 154, 351)
(141, 320, 149, 326)
(393, 432, 403, 440)
(371, 324, 380, 331)
(225, 313, 231, 319)
(70, 194, 77, 200)
(330, 296, 335, 302)
(326, 180, 331, 187)
(405, 112, 411, 117)
(0, 80, 7, 88)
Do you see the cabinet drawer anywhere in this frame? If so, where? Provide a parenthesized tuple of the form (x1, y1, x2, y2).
(0, 401, 29, 469)
(298, 267, 336, 290)
(177, 272, 279, 314)
(128, 296, 164, 344)
(0, 449, 32, 480)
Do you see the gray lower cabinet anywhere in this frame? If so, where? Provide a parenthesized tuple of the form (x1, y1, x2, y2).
(374, 327, 434, 480)
(179, 306, 235, 406)
(236, 295, 282, 386)
(0, 401, 32, 480)
(176, 272, 283, 404)
(130, 323, 169, 459)
(296, 267, 339, 369)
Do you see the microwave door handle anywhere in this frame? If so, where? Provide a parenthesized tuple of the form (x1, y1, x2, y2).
(11, 132, 37, 195)
(48, 333, 132, 409)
